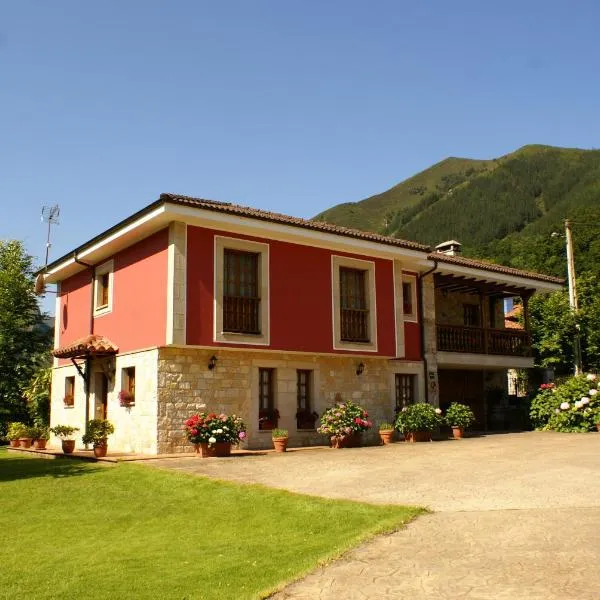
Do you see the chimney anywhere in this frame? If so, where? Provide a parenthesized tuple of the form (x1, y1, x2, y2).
(435, 240, 462, 256)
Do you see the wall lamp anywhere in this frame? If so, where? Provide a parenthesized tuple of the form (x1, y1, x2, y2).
(356, 362, 365, 376)
(208, 355, 217, 370)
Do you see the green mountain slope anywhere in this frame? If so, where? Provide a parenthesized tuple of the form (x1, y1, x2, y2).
(316, 145, 600, 278)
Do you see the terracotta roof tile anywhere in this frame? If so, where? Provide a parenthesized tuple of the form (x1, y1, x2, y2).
(53, 334, 119, 359)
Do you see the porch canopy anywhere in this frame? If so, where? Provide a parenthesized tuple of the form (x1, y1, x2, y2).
(52, 334, 119, 359)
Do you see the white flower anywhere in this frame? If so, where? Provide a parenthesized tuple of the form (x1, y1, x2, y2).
(208, 436, 216, 444)
(560, 402, 570, 410)
(589, 389, 598, 396)
(574, 401, 582, 409)
(582, 397, 591, 404)
(586, 374, 597, 381)
(435, 408, 442, 415)
(554, 409, 560, 414)
(216, 428, 223, 434)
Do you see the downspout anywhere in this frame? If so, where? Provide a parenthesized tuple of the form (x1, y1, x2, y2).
(417, 258, 438, 404)
(74, 254, 95, 445)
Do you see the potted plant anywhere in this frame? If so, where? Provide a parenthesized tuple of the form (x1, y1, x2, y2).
(82, 419, 115, 458)
(395, 403, 443, 442)
(63, 393, 74, 407)
(378, 423, 395, 445)
(7, 422, 26, 448)
(259, 408, 280, 431)
(184, 412, 247, 458)
(19, 425, 37, 448)
(118, 390, 134, 407)
(296, 409, 319, 430)
(50, 424, 80, 454)
(31, 426, 50, 449)
(445, 403, 475, 439)
(317, 399, 372, 448)
(272, 428, 289, 452)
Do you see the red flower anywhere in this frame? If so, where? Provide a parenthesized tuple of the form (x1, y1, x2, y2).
(191, 428, 198, 436)
(354, 417, 361, 424)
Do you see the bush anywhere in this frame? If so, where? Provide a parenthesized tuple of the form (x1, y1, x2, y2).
(271, 428, 288, 438)
(529, 383, 558, 428)
(82, 420, 115, 446)
(7, 422, 27, 440)
(445, 403, 475, 429)
(317, 400, 372, 437)
(395, 403, 442, 434)
(50, 425, 79, 440)
(184, 412, 247, 446)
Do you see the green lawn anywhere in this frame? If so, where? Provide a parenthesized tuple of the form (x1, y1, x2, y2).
(0, 449, 422, 599)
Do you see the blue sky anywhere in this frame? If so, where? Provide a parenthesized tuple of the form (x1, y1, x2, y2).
(2, 0, 599, 311)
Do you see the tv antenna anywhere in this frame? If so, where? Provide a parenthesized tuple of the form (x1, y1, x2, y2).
(41, 204, 60, 268)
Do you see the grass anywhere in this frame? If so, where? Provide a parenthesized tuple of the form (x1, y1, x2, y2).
(0, 449, 423, 599)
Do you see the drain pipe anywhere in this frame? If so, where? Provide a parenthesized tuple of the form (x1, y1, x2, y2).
(417, 258, 438, 404)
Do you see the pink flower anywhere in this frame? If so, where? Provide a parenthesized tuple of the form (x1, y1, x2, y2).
(238, 431, 246, 440)
(191, 428, 198, 436)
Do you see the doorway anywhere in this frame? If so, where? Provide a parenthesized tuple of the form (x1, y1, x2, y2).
(94, 372, 108, 420)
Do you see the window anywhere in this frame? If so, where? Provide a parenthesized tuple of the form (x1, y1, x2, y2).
(463, 304, 480, 327)
(340, 267, 369, 342)
(214, 236, 269, 345)
(121, 367, 136, 404)
(297, 370, 317, 430)
(402, 282, 413, 315)
(94, 260, 114, 315)
(258, 368, 277, 430)
(395, 374, 416, 412)
(64, 376, 75, 407)
(223, 250, 260, 334)
(401, 274, 417, 322)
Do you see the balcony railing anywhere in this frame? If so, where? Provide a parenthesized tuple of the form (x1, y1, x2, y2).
(436, 324, 531, 356)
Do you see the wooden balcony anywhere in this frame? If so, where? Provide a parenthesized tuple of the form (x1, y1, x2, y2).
(436, 324, 531, 357)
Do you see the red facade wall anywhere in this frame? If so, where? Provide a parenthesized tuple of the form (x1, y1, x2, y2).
(58, 229, 168, 355)
(186, 226, 419, 357)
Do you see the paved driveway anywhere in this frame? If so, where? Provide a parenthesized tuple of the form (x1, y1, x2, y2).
(147, 432, 600, 599)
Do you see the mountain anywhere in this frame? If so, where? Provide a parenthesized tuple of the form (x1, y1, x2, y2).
(315, 145, 600, 278)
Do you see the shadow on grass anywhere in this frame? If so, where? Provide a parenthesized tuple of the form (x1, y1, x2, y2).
(0, 456, 103, 483)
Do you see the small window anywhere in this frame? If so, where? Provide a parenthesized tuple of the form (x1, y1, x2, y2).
(64, 376, 75, 407)
(223, 250, 260, 334)
(340, 267, 369, 342)
(402, 282, 413, 315)
(297, 370, 317, 430)
(94, 261, 113, 314)
(464, 304, 480, 327)
(395, 374, 416, 413)
(258, 368, 277, 430)
(120, 367, 136, 405)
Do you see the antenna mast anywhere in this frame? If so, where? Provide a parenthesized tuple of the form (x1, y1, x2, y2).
(41, 205, 60, 268)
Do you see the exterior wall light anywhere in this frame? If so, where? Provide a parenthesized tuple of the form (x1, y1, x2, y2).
(356, 362, 365, 376)
(208, 355, 217, 370)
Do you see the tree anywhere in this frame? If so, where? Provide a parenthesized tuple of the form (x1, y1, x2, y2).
(0, 240, 52, 436)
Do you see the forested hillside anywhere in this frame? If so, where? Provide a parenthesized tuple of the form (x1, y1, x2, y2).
(315, 145, 600, 279)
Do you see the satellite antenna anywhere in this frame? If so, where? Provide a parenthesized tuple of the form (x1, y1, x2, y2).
(36, 204, 60, 296)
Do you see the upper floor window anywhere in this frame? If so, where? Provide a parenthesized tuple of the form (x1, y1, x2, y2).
(331, 255, 377, 352)
(340, 267, 369, 342)
(223, 250, 260, 334)
(214, 236, 270, 345)
(463, 304, 480, 327)
(401, 274, 417, 322)
(93, 260, 114, 316)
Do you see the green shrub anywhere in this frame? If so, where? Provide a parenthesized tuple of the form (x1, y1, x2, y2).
(445, 403, 475, 429)
(82, 420, 115, 446)
(271, 428, 288, 438)
(7, 422, 27, 440)
(50, 425, 80, 440)
(395, 403, 442, 433)
(317, 400, 372, 437)
(529, 384, 558, 429)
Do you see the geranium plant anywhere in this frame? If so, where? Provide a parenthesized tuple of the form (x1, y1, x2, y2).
(445, 403, 475, 429)
(184, 412, 247, 447)
(317, 399, 372, 437)
(118, 390, 134, 407)
(395, 403, 442, 434)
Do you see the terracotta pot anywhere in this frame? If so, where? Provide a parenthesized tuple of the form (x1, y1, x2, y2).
(330, 432, 360, 449)
(596, 423, 600, 432)
(61, 440, 76, 454)
(452, 427, 464, 440)
(272, 437, 288, 452)
(33, 439, 48, 450)
(9, 440, 20, 448)
(379, 430, 395, 445)
(19, 438, 33, 448)
(405, 431, 432, 443)
(93, 444, 108, 458)
(199, 442, 232, 458)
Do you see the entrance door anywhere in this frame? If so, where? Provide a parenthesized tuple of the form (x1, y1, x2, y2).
(94, 373, 108, 420)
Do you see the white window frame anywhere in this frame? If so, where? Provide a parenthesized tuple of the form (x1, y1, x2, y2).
(401, 273, 418, 323)
(93, 260, 114, 316)
(331, 255, 377, 352)
(214, 236, 270, 345)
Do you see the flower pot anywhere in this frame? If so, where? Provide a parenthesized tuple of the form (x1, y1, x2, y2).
(199, 442, 232, 458)
(272, 437, 288, 452)
(19, 438, 33, 448)
(596, 423, 600, 432)
(93, 444, 108, 458)
(33, 439, 48, 450)
(61, 440, 76, 454)
(405, 431, 432, 443)
(9, 440, 20, 448)
(379, 430, 395, 445)
(330, 432, 360, 449)
(452, 427, 464, 440)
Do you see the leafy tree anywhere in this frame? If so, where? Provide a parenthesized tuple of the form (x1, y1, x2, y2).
(24, 366, 51, 426)
(0, 240, 52, 436)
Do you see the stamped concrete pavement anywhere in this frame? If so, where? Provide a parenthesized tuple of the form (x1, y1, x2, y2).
(147, 432, 600, 599)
